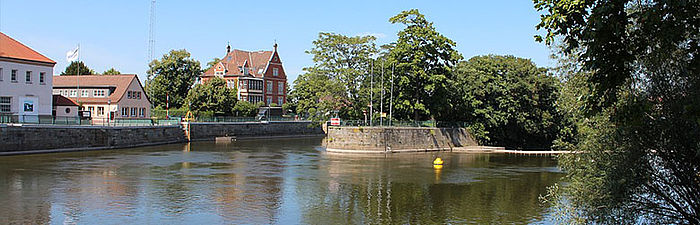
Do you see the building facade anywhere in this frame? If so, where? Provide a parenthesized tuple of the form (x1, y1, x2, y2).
(200, 43, 288, 106)
(0, 32, 56, 122)
(53, 74, 151, 123)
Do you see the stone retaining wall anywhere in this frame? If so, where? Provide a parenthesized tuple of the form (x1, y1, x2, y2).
(0, 124, 186, 153)
(326, 127, 478, 153)
(185, 121, 324, 141)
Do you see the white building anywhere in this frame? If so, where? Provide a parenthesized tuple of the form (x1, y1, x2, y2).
(0, 32, 56, 122)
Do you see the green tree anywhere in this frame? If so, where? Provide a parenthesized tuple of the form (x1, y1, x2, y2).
(453, 55, 563, 149)
(232, 101, 262, 117)
(289, 70, 347, 122)
(388, 9, 463, 121)
(185, 77, 237, 116)
(145, 49, 201, 109)
(60, 61, 95, 75)
(102, 68, 121, 75)
(204, 57, 221, 71)
(535, 0, 700, 223)
(304, 32, 377, 119)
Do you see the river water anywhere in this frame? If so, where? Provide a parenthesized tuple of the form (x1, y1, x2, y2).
(0, 137, 563, 224)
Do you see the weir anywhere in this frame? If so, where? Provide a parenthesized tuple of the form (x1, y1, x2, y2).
(325, 126, 478, 153)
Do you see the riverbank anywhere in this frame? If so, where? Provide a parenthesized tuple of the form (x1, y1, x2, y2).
(0, 121, 324, 155)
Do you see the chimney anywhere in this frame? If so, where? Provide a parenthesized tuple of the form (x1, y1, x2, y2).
(226, 42, 231, 53)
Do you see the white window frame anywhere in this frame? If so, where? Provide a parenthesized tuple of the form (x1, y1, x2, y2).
(277, 97, 283, 106)
(278, 82, 284, 95)
(70, 90, 77, 97)
(0, 96, 11, 112)
(266, 81, 272, 93)
(267, 96, 272, 105)
(81, 90, 89, 97)
(11, 69, 17, 82)
(121, 107, 129, 117)
(97, 107, 105, 116)
(273, 68, 279, 76)
(131, 107, 137, 117)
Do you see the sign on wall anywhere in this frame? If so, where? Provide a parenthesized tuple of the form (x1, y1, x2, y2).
(330, 118, 341, 126)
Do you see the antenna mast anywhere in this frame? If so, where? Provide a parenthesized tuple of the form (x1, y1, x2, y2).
(148, 0, 156, 61)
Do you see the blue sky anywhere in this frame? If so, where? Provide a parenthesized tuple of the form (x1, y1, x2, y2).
(0, 0, 552, 85)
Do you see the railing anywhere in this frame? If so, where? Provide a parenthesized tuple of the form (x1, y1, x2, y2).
(0, 115, 182, 126)
(337, 120, 466, 128)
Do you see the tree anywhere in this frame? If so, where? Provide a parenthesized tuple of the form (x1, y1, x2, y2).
(232, 101, 262, 117)
(289, 70, 348, 122)
(60, 61, 95, 75)
(535, 0, 700, 223)
(185, 77, 237, 116)
(453, 55, 563, 149)
(145, 49, 201, 109)
(388, 9, 463, 121)
(304, 32, 377, 119)
(204, 57, 221, 72)
(102, 68, 121, 75)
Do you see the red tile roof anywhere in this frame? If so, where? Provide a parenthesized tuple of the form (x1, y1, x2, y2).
(53, 95, 79, 106)
(0, 32, 56, 64)
(203, 49, 272, 78)
(53, 74, 148, 104)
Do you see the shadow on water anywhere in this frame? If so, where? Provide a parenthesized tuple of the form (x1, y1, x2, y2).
(0, 137, 563, 224)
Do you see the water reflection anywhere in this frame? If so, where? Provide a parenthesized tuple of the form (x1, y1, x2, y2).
(0, 138, 563, 224)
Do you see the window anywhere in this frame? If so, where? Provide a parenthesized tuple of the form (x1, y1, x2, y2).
(70, 90, 77, 97)
(40, 72, 45, 84)
(267, 96, 272, 105)
(277, 97, 283, 106)
(127, 91, 132, 99)
(81, 90, 89, 97)
(0, 68, 3, 81)
(227, 80, 235, 89)
(0, 97, 11, 112)
(94, 90, 105, 97)
(25, 71, 31, 83)
(131, 107, 137, 117)
(137, 92, 141, 99)
(266, 81, 272, 93)
(278, 82, 284, 94)
(97, 107, 104, 116)
(273, 68, 279, 76)
(11, 70, 17, 82)
(121, 107, 129, 117)
(87, 106, 94, 113)
(139, 108, 145, 117)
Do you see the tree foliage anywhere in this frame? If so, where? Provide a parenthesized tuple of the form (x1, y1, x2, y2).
(289, 70, 348, 122)
(102, 68, 121, 75)
(233, 101, 263, 117)
(145, 49, 201, 109)
(536, 0, 700, 223)
(387, 9, 463, 121)
(452, 55, 563, 149)
(204, 57, 221, 72)
(61, 61, 95, 75)
(185, 77, 237, 116)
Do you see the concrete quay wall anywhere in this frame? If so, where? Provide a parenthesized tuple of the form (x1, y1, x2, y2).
(185, 121, 324, 141)
(0, 124, 186, 154)
(325, 126, 478, 153)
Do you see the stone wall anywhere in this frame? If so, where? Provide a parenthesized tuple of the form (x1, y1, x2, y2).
(326, 127, 478, 153)
(0, 124, 186, 154)
(185, 121, 324, 141)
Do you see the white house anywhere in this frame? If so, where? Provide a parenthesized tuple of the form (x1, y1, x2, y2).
(0, 32, 56, 122)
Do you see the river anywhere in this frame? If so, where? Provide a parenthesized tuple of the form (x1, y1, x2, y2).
(0, 137, 563, 224)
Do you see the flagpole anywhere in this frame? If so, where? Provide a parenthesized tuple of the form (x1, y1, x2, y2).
(76, 43, 81, 106)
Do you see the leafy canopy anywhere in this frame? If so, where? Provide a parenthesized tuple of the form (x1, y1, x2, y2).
(145, 49, 201, 109)
(185, 77, 237, 116)
(61, 61, 95, 75)
(102, 68, 121, 75)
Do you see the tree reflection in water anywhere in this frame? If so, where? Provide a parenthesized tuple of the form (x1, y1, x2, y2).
(0, 138, 562, 224)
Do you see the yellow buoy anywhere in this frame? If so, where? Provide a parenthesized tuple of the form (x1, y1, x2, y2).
(433, 164, 443, 169)
(433, 157, 443, 165)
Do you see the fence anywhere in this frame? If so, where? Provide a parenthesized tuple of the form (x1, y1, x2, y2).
(338, 120, 467, 128)
(0, 115, 181, 126)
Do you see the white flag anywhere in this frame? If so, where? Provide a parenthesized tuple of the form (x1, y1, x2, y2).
(66, 46, 79, 62)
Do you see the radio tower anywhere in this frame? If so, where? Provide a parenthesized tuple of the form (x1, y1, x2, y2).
(148, 0, 156, 61)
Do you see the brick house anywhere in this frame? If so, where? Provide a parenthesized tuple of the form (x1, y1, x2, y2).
(200, 43, 287, 106)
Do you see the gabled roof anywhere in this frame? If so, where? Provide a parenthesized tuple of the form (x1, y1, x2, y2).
(203, 49, 273, 78)
(53, 74, 149, 104)
(53, 95, 79, 106)
(0, 32, 56, 64)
